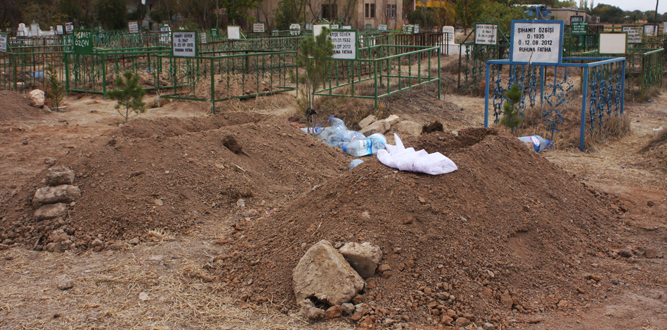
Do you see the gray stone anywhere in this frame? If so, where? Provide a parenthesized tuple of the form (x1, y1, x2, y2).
(49, 229, 70, 243)
(34, 203, 68, 221)
(483, 322, 496, 330)
(45, 166, 75, 186)
(393, 121, 423, 137)
(455, 317, 471, 327)
(339, 242, 383, 278)
(341, 303, 355, 315)
(360, 120, 390, 136)
(293, 240, 365, 306)
(33, 185, 81, 207)
(56, 275, 74, 290)
(358, 115, 377, 129)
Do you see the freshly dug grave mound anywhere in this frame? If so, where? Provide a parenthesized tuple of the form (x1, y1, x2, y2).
(638, 130, 667, 173)
(220, 128, 622, 327)
(0, 90, 50, 122)
(0, 113, 349, 250)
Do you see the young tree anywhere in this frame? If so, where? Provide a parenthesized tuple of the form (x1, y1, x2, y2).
(500, 83, 522, 133)
(219, 0, 261, 26)
(108, 71, 146, 122)
(296, 28, 334, 110)
(45, 66, 66, 112)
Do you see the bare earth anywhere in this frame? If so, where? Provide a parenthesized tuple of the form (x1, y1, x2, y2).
(0, 74, 666, 330)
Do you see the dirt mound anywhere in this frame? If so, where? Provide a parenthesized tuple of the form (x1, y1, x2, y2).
(220, 128, 621, 327)
(638, 130, 667, 172)
(0, 113, 349, 250)
(0, 90, 49, 122)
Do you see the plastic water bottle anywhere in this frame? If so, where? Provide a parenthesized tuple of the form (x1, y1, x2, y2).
(349, 159, 364, 169)
(340, 130, 365, 142)
(518, 135, 552, 152)
(367, 133, 387, 150)
(342, 138, 373, 157)
(300, 126, 323, 135)
(328, 116, 347, 131)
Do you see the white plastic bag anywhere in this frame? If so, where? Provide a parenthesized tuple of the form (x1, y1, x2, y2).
(377, 134, 457, 175)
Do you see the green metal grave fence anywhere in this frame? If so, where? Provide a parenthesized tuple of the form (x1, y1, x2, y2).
(65, 47, 175, 97)
(458, 26, 511, 89)
(157, 51, 299, 113)
(0, 46, 69, 92)
(315, 45, 441, 111)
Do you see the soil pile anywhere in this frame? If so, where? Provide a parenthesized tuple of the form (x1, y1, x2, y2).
(639, 130, 667, 173)
(0, 113, 349, 250)
(221, 128, 622, 327)
(0, 90, 49, 122)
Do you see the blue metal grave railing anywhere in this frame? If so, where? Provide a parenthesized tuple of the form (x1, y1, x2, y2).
(483, 56, 626, 151)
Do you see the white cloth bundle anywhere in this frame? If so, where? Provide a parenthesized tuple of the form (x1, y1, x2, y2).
(377, 134, 458, 175)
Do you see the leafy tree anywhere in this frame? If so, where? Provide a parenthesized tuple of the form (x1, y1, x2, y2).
(45, 66, 66, 112)
(481, 2, 524, 35)
(274, 0, 308, 30)
(455, 0, 485, 31)
(501, 84, 522, 133)
(0, 0, 23, 29)
(296, 28, 334, 110)
(95, 0, 128, 30)
(108, 71, 146, 122)
(591, 3, 624, 24)
(219, 0, 261, 26)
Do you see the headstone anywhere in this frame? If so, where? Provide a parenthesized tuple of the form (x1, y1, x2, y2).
(403, 24, 413, 34)
(599, 33, 626, 55)
(290, 24, 301, 36)
(128, 21, 139, 34)
(200, 32, 207, 43)
(73, 30, 93, 54)
(172, 31, 196, 57)
(330, 30, 356, 59)
(30, 23, 40, 37)
(228, 26, 241, 40)
(0, 33, 6, 53)
(571, 21, 588, 35)
(56, 25, 63, 35)
(644, 24, 657, 37)
(442, 26, 455, 44)
(623, 26, 642, 44)
(331, 24, 339, 29)
(475, 24, 497, 45)
(306, 23, 313, 31)
(570, 15, 584, 23)
(342, 26, 352, 30)
(160, 24, 170, 44)
(378, 24, 387, 31)
(210, 28, 219, 37)
(510, 20, 564, 64)
(414, 24, 420, 34)
(65, 22, 73, 34)
(253, 23, 265, 33)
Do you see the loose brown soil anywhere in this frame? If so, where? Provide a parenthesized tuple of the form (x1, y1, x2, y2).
(0, 57, 666, 330)
(0, 91, 51, 122)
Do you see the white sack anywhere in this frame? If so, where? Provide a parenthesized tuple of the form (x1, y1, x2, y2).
(377, 134, 457, 175)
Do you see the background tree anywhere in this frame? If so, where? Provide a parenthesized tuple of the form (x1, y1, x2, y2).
(0, 0, 23, 29)
(455, 0, 486, 32)
(219, 0, 261, 26)
(95, 0, 129, 30)
(480, 1, 524, 35)
(591, 3, 624, 24)
(108, 71, 146, 122)
(274, 0, 308, 29)
(296, 28, 334, 110)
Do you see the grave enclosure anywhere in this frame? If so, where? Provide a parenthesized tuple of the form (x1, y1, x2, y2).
(0, 25, 450, 113)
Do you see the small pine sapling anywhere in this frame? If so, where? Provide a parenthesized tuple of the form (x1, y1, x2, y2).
(45, 65, 66, 111)
(107, 71, 146, 122)
(501, 83, 522, 134)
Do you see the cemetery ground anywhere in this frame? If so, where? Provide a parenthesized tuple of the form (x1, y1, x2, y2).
(0, 56, 666, 330)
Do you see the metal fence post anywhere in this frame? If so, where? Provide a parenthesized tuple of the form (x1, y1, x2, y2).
(580, 66, 589, 151)
(484, 62, 490, 128)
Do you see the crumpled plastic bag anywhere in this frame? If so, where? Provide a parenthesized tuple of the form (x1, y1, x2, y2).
(377, 134, 458, 175)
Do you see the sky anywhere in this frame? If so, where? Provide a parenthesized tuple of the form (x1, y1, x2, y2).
(596, 0, 666, 12)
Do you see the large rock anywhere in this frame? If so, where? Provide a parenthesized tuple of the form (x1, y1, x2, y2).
(339, 242, 382, 278)
(393, 121, 423, 137)
(293, 240, 365, 306)
(360, 121, 390, 136)
(358, 115, 377, 129)
(46, 166, 75, 186)
(34, 203, 68, 221)
(383, 114, 400, 126)
(33, 185, 81, 207)
(29, 89, 45, 107)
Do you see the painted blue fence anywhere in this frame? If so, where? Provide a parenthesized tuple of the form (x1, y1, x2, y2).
(484, 56, 626, 151)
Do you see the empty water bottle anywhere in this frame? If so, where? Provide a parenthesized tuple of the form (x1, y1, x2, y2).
(367, 133, 387, 150)
(342, 138, 373, 157)
(518, 135, 552, 152)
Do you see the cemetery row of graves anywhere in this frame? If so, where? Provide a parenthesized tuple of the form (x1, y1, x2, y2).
(0, 10, 664, 150)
